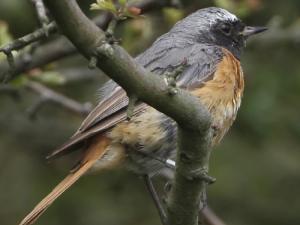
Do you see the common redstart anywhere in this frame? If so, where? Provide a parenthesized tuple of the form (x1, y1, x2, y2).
(19, 7, 267, 225)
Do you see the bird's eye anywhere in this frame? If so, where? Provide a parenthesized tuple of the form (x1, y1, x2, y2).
(220, 24, 231, 36)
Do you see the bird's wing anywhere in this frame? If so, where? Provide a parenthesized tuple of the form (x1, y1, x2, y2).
(47, 87, 146, 159)
(47, 43, 224, 159)
(74, 82, 128, 134)
(136, 43, 224, 89)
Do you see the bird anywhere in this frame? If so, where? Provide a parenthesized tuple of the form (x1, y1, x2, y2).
(19, 7, 267, 225)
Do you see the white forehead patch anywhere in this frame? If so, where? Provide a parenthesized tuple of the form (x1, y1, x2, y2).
(216, 8, 238, 21)
(202, 7, 239, 27)
(203, 7, 238, 25)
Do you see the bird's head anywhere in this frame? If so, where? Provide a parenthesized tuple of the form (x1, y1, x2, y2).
(170, 7, 267, 59)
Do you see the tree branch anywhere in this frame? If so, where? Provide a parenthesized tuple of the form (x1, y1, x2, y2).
(43, 1, 212, 225)
(0, 22, 56, 54)
(31, 0, 51, 35)
(0, 0, 177, 82)
(0, 37, 74, 82)
(0, 22, 58, 82)
(26, 81, 92, 118)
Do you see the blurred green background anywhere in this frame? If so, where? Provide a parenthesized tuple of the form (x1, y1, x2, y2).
(0, 0, 300, 225)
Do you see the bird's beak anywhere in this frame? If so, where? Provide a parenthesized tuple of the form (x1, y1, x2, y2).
(241, 26, 268, 37)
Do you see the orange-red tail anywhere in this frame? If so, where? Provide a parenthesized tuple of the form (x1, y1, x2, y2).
(19, 136, 110, 225)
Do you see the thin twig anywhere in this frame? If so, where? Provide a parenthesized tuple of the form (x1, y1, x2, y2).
(0, 38, 74, 82)
(2, 51, 16, 82)
(0, 22, 56, 53)
(26, 96, 49, 119)
(31, 0, 51, 36)
(0, 0, 178, 81)
(106, 18, 118, 36)
(0, 22, 57, 82)
(144, 175, 167, 225)
(199, 207, 227, 225)
(26, 81, 92, 118)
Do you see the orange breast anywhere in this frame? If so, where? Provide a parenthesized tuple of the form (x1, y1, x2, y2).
(191, 48, 244, 145)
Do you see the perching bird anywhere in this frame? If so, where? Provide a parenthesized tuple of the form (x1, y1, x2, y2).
(19, 7, 267, 225)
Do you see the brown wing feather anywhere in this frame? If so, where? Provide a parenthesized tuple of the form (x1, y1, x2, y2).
(75, 86, 127, 135)
(47, 85, 127, 159)
(48, 43, 224, 160)
(47, 102, 147, 160)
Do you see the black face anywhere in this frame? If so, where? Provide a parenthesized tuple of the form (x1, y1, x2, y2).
(212, 19, 246, 59)
(166, 7, 267, 59)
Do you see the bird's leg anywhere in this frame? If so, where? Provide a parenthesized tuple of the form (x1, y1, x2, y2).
(199, 206, 228, 225)
(143, 175, 167, 225)
(136, 150, 176, 170)
(199, 185, 208, 211)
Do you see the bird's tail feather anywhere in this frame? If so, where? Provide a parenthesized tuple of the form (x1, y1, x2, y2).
(19, 135, 110, 225)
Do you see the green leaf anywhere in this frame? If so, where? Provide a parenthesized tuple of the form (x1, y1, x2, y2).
(90, 0, 117, 14)
(90, 3, 101, 10)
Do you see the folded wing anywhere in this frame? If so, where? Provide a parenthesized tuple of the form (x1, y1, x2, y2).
(48, 43, 224, 160)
